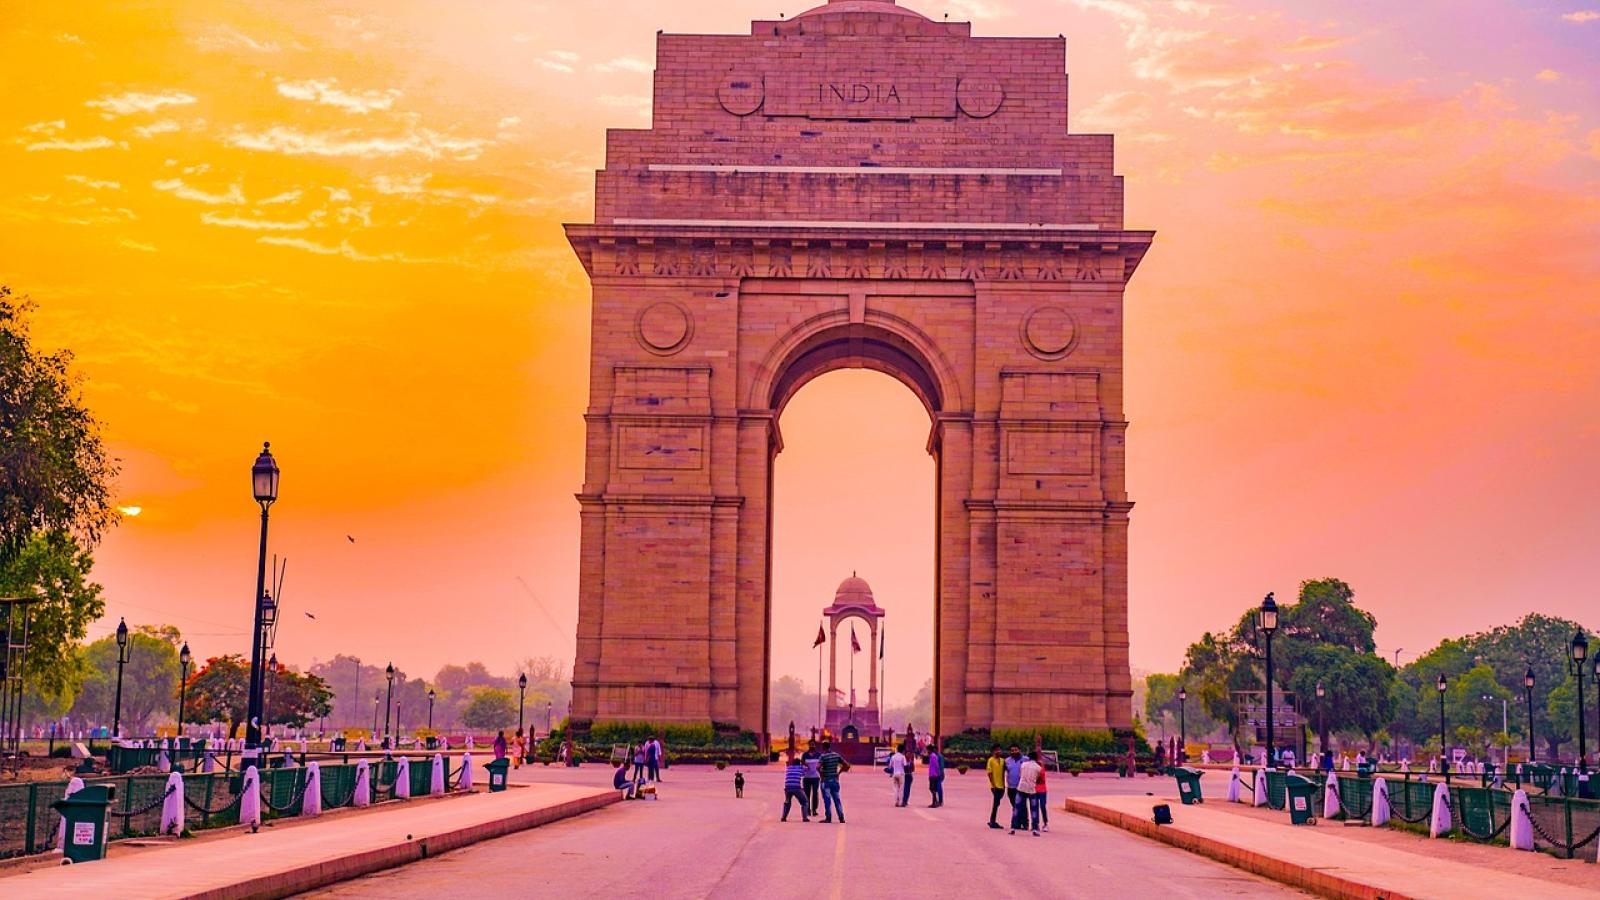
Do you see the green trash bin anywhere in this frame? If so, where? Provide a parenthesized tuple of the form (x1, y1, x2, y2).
(54, 784, 116, 864)
(1284, 773, 1318, 825)
(485, 757, 511, 792)
(1168, 766, 1204, 805)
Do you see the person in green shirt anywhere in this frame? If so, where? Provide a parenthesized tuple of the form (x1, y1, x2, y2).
(985, 744, 1007, 829)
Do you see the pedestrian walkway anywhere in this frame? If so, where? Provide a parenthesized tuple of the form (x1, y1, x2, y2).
(4, 783, 617, 900)
(1065, 792, 1598, 900)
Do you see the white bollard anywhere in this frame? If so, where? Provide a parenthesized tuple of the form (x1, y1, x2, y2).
(1252, 766, 1268, 807)
(1428, 782, 1452, 838)
(302, 763, 322, 817)
(396, 757, 411, 799)
(1323, 773, 1341, 818)
(459, 753, 474, 790)
(157, 749, 170, 771)
(240, 766, 262, 831)
(54, 778, 85, 853)
(353, 760, 372, 808)
(203, 750, 217, 774)
(1342, 756, 1351, 772)
(431, 754, 446, 795)
(1372, 777, 1391, 827)
(1227, 765, 1242, 803)
(160, 771, 184, 835)
(1510, 789, 1535, 851)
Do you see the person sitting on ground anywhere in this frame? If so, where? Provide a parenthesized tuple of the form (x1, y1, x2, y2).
(781, 757, 810, 821)
(734, 771, 745, 798)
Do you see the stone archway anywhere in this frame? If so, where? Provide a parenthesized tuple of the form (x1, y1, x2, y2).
(564, 0, 1151, 740)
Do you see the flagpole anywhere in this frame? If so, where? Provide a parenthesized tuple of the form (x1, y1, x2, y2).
(817, 622, 823, 733)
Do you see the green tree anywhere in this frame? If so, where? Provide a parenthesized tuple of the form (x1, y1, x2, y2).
(0, 529, 104, 712)
(263, 662, 333, 729)
(1546, 681, 1578, 758)
(460, 686, 517, 731)
(71, 625, 181, 735)
(1144, 673, 1181, 736)
(185, 655, 251, 736)
(0, 287, 119, 565)
(1289, 645, 1395, 752)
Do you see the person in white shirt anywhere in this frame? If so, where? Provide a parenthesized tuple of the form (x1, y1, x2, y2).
(887, 748, 907, 807)
(1013, 751, 1044, 836)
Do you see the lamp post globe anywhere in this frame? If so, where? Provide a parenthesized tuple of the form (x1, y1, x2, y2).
(245, 441, 280, 751)
(1259, 592, 1278, 766)
(111, 618, 131, 740)
(427, 688, 436, 731)
(383, 664, 396, 749)
(1525, 666, 1536, 763)
(1315, 681, 1326, 757)
(517, 673, 528, 736)
(177, 643, 192, 736)
(372, 691, 380, 737)
(1176, 686, 1188, 763)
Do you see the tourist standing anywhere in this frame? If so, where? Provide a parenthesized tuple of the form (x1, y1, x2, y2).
(493, 730, 507, 760)
(632, 743, 647, 782)
(646, 736, 661, 782)
(1014, 750, 1043, 836)
(901, 743, 917, 807)
(802, 745, 822, 814)
(1005, 745, 1025, 830)
(818, 740, 847, 823)
(926, 744, 945, 808)
(512, 729, 525, 770)
(888, 744, 907, 806)
(1035, 761, 1049, 832)
(986, 745, 1006, 829)
(781, 757, 811, 821)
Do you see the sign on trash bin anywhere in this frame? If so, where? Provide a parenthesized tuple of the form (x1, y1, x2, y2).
(73, 821, 96, 845)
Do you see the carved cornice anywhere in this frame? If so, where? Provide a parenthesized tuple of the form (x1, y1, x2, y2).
(565, 225, 1153, 284)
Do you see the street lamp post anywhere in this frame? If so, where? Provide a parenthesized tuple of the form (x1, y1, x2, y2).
(371, 691, 380, 737)
(427, 688, 436, 731)
(1315, 681, 1326, 759)
(1436, 673, 1448, 775)
(1177, 686, 1188, 763)
(383, 664, 395, 748)
(517, 673, 528, 737)
(111, 618, 131, 739)
(1259, 593, 1279, 766)
(177, 643, 192, 738)
(263, 653, 278, 741)
(1525, 667, 1536, 763)
(1569, 631, 1588, 769)
(546, 700, 553, 736)
(246, 443, 280, 750)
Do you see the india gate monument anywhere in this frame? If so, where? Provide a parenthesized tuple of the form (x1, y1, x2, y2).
(565, 0, 1152, 740)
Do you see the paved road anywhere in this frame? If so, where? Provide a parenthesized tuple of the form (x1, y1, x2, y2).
(308, 765, 1301, 899)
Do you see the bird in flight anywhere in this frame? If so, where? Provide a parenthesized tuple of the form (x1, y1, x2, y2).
(304, 612, 317, 620)
(347, 535, 356, 543)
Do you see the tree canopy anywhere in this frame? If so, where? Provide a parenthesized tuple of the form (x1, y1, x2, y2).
(0, 529, 104, 706)
(459, 686, 517, 731)
(71, 625, 180, 735)
(185, 653, 332, 734)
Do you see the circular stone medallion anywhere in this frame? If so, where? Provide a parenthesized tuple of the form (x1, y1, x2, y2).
(637, 302, 693, 355)
(717, 71, 765, 116)
(1022, 306, 1078, 360)
(957, 76, 1004, 118)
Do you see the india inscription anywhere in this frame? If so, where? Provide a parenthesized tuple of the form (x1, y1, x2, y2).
(566, 0, 1153, 740)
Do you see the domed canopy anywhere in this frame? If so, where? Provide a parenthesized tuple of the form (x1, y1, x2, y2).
(795, 0, 930, 21)
(834, 574, 875, 604)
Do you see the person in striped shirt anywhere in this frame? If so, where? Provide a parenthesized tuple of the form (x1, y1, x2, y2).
(781, 758, 811, 821)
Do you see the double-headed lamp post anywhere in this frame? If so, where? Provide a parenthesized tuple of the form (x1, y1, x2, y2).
(177, 643, 192, 737)
(1525, 667, 1537, 763)
(246, 442, 280, 749)
(427, 688, 436, 731)
(383, 664, 396, 747)
(111, 618, 131, 739)
(1436, 673, 1448, 772)
(1570, 631, 1588, 769)
(517, 673, 528, 736)
(1259, 593, 1279, 766)
(1176, 686, 1188, 763)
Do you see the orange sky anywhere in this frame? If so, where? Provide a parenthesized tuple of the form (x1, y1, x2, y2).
(2, 1, 1597, 707)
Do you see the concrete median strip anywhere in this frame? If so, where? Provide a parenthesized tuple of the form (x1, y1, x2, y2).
(1063, 794, 1597, 900)
(4, 784, 620, 900)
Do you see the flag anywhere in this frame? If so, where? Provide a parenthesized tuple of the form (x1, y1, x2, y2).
(813, 624, 826, 648)
(851, 626, 861, 654)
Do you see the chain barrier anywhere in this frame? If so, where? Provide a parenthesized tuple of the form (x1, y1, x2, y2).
(323, 778, 359, 809)
(1327, 778, 1373, 820)
(262, 776, 308, 813)
(183, 788, 244, 817)
(110, 784, 176, 819)
(1389, 785, 1434, 824)
(1454, 790, 1511, 842)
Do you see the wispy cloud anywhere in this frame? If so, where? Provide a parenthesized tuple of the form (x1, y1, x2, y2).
(226, 125, 488, 161)
(192, 25, 282, 52)
(536, 58, 575, 74)
(257, 189, 303, 205)
(152, 177, 245, 204)
(276, 78, 400, 114)
(119, 238, 158, 252)
(27, 136, 120, 152)
(23, 120, 66, 135)
(132, 120, 182, 139)
(86, 90, 197, 117)
(1559, 10, 1599, 23)
(57, 33, 85, 45)
(256, 235, 434, 264)
(1535, 69, 1562, 82)
(200, 211, 311, 231)
(591, 56, 651, 74)
(66, 175, 122, 190)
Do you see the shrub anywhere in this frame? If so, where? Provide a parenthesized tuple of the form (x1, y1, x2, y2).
(715, 760, 728, 770)
(956, 764, 969, 775)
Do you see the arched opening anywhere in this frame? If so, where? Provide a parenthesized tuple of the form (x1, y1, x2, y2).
(767, 368, 936, 740)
